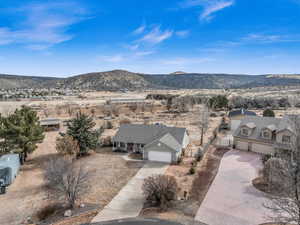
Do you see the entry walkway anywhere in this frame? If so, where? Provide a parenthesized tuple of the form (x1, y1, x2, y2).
(92, 162, 169, 223)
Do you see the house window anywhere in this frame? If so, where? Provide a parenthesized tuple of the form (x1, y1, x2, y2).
(120, 142, 125, 148)
(282, 135, 291, 143)
(263, 131, 270, 139)
(242, 128, 249, 136)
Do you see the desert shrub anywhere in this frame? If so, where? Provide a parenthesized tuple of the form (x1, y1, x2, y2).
(196, 149, 204, 162)
(208, 95, 228, 110)
(56, 135, 80, 158)
(142, 175, 178, 210)
(35, 204, 63, 221)
(229, 96, 290, 110)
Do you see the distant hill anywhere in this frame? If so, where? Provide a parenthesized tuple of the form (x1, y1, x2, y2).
(170, 71, 188, 75)
(1, 70, 300, 90)
(0, 74, 59, 90)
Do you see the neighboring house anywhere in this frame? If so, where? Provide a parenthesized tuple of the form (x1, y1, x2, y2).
(112, 124, 189, 163)
(233, 115, 296, 155)
(40, 118, 61, 131)
(228, 108, 257, 132)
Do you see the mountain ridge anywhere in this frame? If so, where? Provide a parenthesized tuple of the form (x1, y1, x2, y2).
(1, 70, 300, 90)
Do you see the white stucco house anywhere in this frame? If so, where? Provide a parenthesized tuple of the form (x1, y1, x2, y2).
(233, 115, 296, 155)
(112, 124, 189, 163)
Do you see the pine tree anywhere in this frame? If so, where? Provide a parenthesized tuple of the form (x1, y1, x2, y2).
(65, 112, 100, 157)
(0, 106, 44, 163)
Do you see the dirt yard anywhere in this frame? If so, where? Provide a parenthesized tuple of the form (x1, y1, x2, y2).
(0, 131, 142, 225)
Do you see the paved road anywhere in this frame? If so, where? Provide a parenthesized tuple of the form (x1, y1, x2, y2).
(88, 218, 183, 225)
(195, 150, 272, 225)
(92, 162, 169, 223)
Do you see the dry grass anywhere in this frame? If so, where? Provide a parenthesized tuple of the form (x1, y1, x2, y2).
(0, 129, 142, 225)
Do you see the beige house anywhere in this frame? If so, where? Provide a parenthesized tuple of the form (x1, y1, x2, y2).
(233, 115, 296, 155)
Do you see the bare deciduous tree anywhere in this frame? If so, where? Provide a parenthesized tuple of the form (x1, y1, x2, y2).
(44, 157, 90, 209)
(264, 115, 300, 224)
(198, 104, 209, 146)
(66, 104, 75, 117)
(142, 174, 178, 210)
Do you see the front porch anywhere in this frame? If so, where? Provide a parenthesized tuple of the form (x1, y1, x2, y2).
(112, 142, 145, 153)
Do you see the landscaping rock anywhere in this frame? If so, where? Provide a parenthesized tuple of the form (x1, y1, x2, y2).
(64, 209, 72, 217)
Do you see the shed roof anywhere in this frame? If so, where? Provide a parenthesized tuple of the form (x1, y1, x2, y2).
(229, 108, 256, 118)
(40, 118, 60, 126)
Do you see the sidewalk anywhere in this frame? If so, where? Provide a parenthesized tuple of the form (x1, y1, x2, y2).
(92, 162, 169, 223)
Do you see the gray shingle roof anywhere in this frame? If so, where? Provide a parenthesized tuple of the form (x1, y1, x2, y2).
(229, 109, 256, 118)
(234, 115, 296, 143)
(112, 124, 186, 147)
(233, 116, 282, 143)
(144, 133, 182, 152)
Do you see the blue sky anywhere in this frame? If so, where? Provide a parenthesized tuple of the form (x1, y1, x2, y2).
(0, 0, 300, 77)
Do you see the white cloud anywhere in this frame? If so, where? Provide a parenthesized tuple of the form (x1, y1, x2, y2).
(181, 0, 234, 21)
(242, 34, 288, 43)
(139, 26, 173, 44)
(134, 51, 155, 56)
(0, 2, 89, 50)
(133, 24, 146, 35)
(175, 30, 190, 38)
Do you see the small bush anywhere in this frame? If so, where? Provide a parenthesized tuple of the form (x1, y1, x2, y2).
(36, 204, 63, 221)
(142, 175, 178, 210)
(189, 167, 196, 175)
(210, 112, 218, 117)
(196, 149, 204, 162)
(261, 154, 271, 165)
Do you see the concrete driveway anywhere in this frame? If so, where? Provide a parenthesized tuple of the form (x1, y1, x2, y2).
(195, 149, 272, 225)
(92, 162, 169, 223)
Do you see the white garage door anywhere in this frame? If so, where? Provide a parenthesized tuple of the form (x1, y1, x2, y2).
(252, 143, 274, 155)
(236, 141, 248, 151)
(148, 151, 172, 163)
(230, 120, 241, 132)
